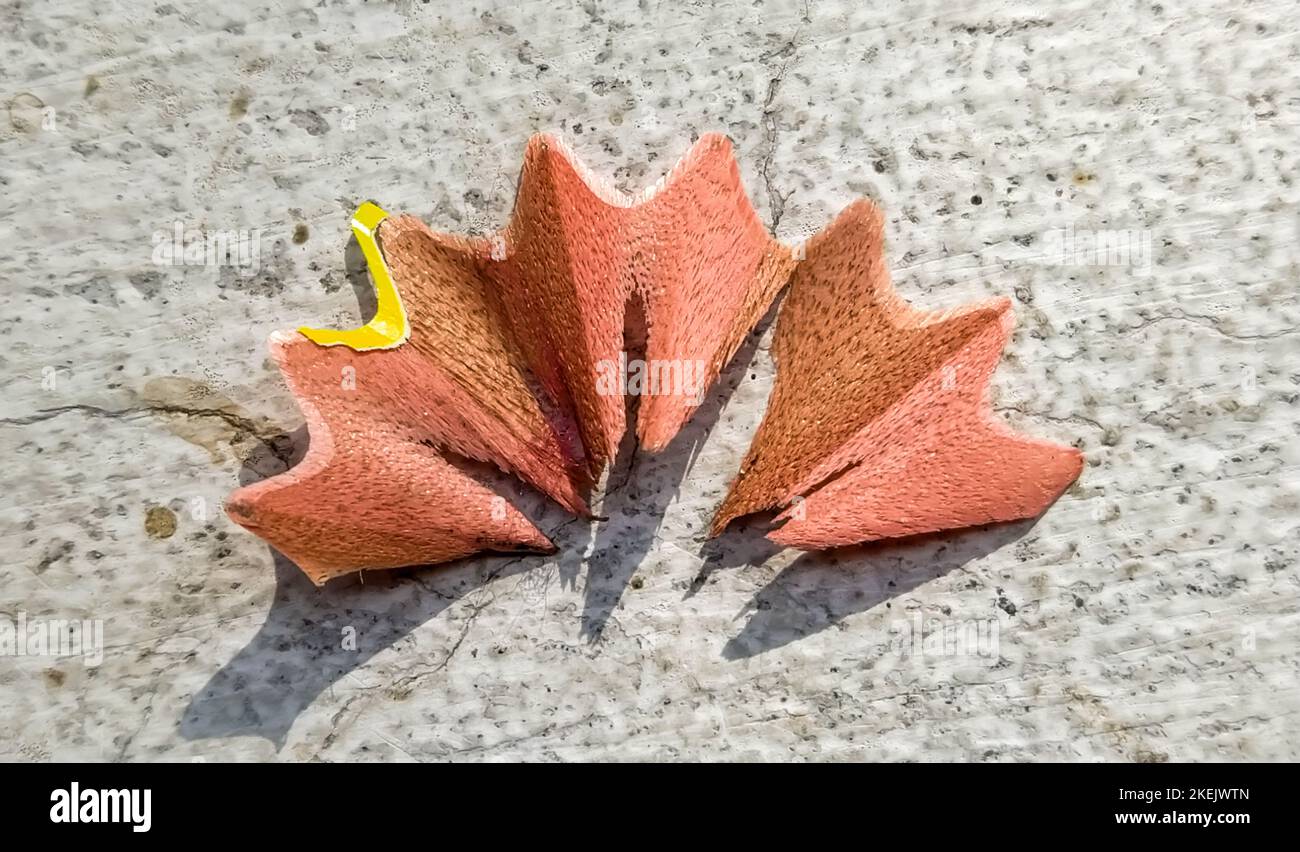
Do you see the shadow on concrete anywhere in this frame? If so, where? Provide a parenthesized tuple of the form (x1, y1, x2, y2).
(577, 301, 780, 641)
(179, 550, 535, 748)
(179, 427, 539, 747)
(343, 234, 376, 322)
(187, 227, 1038, 741)
(686, 514, 784, 598)
(721, 519, 1039, 660)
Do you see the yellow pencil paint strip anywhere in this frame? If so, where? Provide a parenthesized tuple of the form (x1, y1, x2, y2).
(299, 202, 410, 350)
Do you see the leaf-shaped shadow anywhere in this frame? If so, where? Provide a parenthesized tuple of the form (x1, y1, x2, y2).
(579, 299, 780, 641)
(721, 519, 1037, 660)
(179, 534, 535, 748)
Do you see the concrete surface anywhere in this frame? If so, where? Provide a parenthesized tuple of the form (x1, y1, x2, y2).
(1, 0, 1297, 761)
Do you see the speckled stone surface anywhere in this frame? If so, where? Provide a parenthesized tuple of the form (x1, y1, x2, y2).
(2, 0, 1297, 761)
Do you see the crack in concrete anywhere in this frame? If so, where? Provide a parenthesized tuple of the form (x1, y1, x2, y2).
(1124, 310, 1300, 341)
(756, 2, 811, 231)
(996, 405, 1105, 433)
(1, 402, 293, 467)
(759, 54, 795, 230)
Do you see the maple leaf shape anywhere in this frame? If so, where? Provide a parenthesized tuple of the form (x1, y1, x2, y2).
(227, 133, 790, 583)
(711, 200, 1084, 546)
(228, 136, 1081, 584)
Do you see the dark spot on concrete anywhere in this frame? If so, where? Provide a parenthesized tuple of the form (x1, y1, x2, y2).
(290, 109, 329, 136)
(480, 10, 515, 35)
(219, 237, 289, 296)
(35, 540, 74, 574)
(970, 194, 982, 205)
(319, 271, 343, 293)
(84, 76, 100, 97)
(44, 669, 66, 688)
(145, 506, 177, 539)
(129, 271, 165, 300)
(64, 276, 119, 308)
(8, 92, 45, 133)
(293, 223, 309, 244)
(230, 90, 250, 120)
